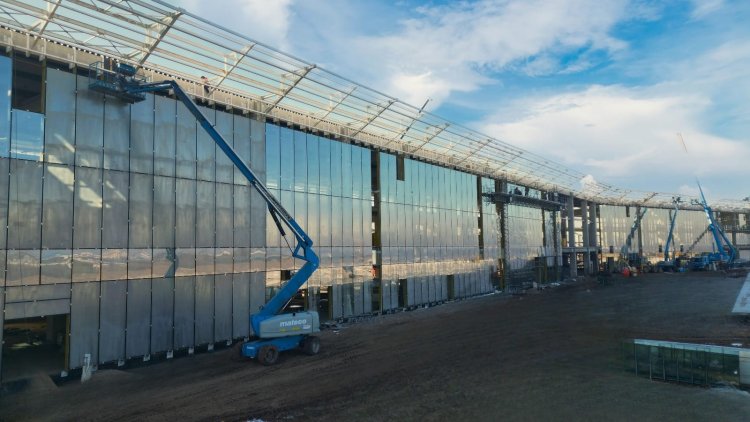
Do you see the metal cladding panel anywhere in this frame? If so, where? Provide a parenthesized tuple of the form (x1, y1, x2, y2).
(391, 280, 400, 309)
(41, 249, 71, 285)
(173, 276, 195, 349)
(232, 272, 250, 338)
(5, 283, 69, 303)
(234, 185, 251, 247)
(196, 181, 216, 247)
(195, 274, 215, 345)
(216, 183, 233, 247)
(69, 282, 100, 369)
(151, 277, 174, 354)
(101, 170, 129, 249)
(103, 90, 130, 171)
(44, 68, 76, 165)
(41, 164, 74, 249)
(331, 283, 342, 319)
(421, 277, 429, 304)
(8, 160, 43, 249)
(154, 96, 176, 177)
(75, 75, 104, 168)
(214, 274, 232, 342)
(0, 287, 3, 377)
(73, 167, 103, 249)
(4, 299, 69, 319)
(130, 93, 155, 174)
(233, 115, 251, 186)
(249, 272, 266, 318)
(129, 173, 153, 248)
(6, 249, 40, 287)
(407, 278, 415, 306)
(197, 106, 216, 181)
(126, 279, 151, 358)
(342, 283, 353, 318)
(0, 159, 7, 250)
(381, 279, 391, 308)
(99, 280, 126, 364)
(176, 179, 197, 248)
(363, 280, 372, 314)
(176, 101, 197, 180)
(215, 111, 234, 184)
(153, 176, 176, 248)
(353, 281, 363, 316)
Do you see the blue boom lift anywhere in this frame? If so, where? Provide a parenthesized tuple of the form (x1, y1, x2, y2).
(696, 183, 737, 267)
(90, 61, 320, 365)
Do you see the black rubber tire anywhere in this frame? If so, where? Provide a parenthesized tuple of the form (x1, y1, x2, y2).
(257, 345, 279, 366)
(301, 336, 321, 356)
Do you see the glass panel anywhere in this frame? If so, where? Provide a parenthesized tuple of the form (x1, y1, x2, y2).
(0, 55, 11, 157)
(41, 249, 72, 284)
(175, 248, 196, 277)
(215, 110, 233, 183)
(307, 134, 319, 194)
(74, 75, 103, 168)
(100, 248, 127, 281)
(196, 105, 215, 181)
(176, 179, 196, 247)
(176, 101, 197, 179)
(72, 248, 101, 282)
(342, 143, 352, 198)
(265, 123, 280, 189)
(127, 248, 151, 280)
(250, 119, 266, 182)
(129, 93, 154, 174)
(196, 181, 215, 247)
(102, 170, 129, 249)
(319, 194, 332, 247)
(279, 127, 293, 191)
(330, 141, 342, 197)
(293, 130, 306, 192)
(154, 95, 176, 177)
(10, 110, 44, 161)
(6, 249, 41, 286)
(234, 184, 251, 247)
(153, 176, 175, 248)
(351, 146, 361, 199)
(8, 160, 43, 249)
(103, 91, 129, 171)
(128, 173, 153, 248)
(74, 167, 103, 248)
(233, 114, 251, 186)
(215, 182, 233, 247)
(41, 163, 74, 249)
(318, 137, 330, 195)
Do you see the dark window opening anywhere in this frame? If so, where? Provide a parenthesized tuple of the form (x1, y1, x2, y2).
(396, 154, 405, 181)
(12, 55, 44, 114)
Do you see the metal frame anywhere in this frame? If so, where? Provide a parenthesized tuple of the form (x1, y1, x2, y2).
(0, 0, 747, 212)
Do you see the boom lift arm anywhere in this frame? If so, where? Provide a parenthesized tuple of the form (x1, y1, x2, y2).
(697, 183, 737, 265)
(90, 62, 320, 364)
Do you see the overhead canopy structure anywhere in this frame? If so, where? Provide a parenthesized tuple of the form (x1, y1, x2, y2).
(0, 0, 747, 211)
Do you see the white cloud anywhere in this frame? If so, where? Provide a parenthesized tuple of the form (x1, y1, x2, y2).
(691, 0, 725, 20)
(175, 0, 295, 50)
(478, 83, 750, 197)
(345, 0, 632, 107)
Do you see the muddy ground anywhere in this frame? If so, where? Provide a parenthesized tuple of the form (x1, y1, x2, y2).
(2, 272, 750, 421)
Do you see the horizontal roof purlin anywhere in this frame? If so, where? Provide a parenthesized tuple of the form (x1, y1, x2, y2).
(0, 0, 746, 212)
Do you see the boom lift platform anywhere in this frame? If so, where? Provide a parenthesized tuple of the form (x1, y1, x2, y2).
(90, 61, 321, 365)
(695, 183, 738, 267)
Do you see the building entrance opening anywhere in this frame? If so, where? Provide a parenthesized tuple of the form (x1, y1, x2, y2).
(2, 315, 67, 382)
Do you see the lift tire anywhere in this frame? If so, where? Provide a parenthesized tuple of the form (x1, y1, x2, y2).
(257, 345, 279, 366)
(301, 336, 321, 356)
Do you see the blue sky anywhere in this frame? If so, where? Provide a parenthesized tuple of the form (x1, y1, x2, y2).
(178, 0, 750, 201)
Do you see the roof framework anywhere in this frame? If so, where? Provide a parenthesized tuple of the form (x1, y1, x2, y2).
(0, 0, 747, 212)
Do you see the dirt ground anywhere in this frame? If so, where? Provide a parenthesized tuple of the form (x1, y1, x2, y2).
(2, 272, 750, 422)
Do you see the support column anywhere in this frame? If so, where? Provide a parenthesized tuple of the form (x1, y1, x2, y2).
(589, 202, 598, 274)
(636, 206, 644, 256)
(581, 199, 591, 275)
(567, 194, 576, 278)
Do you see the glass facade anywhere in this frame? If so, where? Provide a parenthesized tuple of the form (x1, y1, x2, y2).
(0, 54, 745, 374)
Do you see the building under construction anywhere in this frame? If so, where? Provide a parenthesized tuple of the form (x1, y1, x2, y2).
(0, 0, 748, 381)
